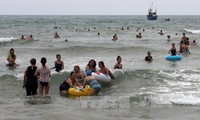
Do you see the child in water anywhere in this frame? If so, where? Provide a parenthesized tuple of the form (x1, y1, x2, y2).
(7, 48, 19, 66)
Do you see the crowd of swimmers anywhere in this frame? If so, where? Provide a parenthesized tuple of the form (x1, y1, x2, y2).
(6, 23, 198, 97)
(5, 46, 153, 97)
(168, 33, 193, 56)
(10, 52, 123, 96)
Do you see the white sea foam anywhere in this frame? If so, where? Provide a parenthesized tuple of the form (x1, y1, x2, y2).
(184, 29, 200, 34)
(151, 92, 200, 106)
(0, 37, 16, 43)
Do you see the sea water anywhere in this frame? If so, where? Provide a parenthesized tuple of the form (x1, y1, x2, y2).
(0, 15, 200, 120)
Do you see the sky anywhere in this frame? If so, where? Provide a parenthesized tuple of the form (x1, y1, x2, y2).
(0, 0, 199, 15)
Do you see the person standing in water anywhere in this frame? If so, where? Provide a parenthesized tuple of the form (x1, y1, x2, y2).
(114, 56, 122, 69)
(35, 57, 51, 96)
(86, 59, 97, 72)
(23, 58, 38, 96)
(168, 43, 178, 56)
(167, 35, 171, 42)
(54, 32, 60, 38)
(145, 51, 153, 62)
(51, 54, 64, 72)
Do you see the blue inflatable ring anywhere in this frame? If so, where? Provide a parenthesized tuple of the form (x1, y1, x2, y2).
(165, 55, 182, 61)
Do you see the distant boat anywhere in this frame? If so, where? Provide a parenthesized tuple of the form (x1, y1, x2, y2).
(147, 2, 157, 20)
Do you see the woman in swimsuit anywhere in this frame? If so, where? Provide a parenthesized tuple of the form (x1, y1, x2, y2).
(59, 71, 81, 95)
(51, 54, 64, 72)
(86, 59, 97, 72)
(114, 56, 122, 69)
(168, 43, 178, 56)
(35, 57, 51, 96)
(73, 65, 85, 85)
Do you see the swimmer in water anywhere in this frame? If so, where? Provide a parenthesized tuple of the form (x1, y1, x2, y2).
(59, 71, 81, 95)
(114, 56, 122, 69)
(145, 51, 153, 62)
(86, 59, 97, 72)
(54, 32, 60, 38)
(112, 34, 118, 41)
(98, 61, 115, 79)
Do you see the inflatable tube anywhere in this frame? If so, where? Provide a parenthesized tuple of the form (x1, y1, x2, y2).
(92, 72, 111, 83)
(68, 86, 91, 96)
(165, 55, 182, 61)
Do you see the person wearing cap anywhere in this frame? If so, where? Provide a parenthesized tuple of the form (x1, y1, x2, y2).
(83, 70, 101, 96)
(23, 58, 38, 96)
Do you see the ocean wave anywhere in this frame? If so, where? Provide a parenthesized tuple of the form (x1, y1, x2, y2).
(0, 37, 16, 43)
(1, 69, 200, 106)
(184, 29, 200, 34)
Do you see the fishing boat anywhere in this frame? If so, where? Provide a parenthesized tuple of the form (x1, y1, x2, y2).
(147, 2, 157, 20)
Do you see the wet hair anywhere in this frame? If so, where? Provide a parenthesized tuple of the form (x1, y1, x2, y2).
(74, 65, 80, 71)
(56, 54, 61, 58)
(41, 57, 47, 66)
(116, 56, 121, 60)
(98, 61, 105, 67)
(30, 58, 36, 65)
(88, 59, 96, 68)
(10, 48, 14, 52)
(183, 33, 185, 36)
(70, 71, 75, 77)
(9, 48, 15, 57)
(147, 51, 151, 55)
